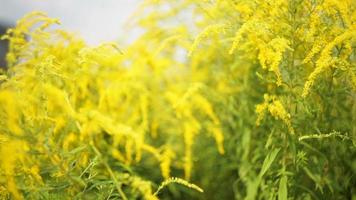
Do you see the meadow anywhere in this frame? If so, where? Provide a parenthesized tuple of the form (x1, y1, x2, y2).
(0, 0, 355, 199)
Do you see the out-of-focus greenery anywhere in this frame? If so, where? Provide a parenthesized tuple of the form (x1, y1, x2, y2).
(0, 0, 355, 199)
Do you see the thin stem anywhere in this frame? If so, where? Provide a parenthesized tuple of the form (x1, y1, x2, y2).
(90, 142, 128, 200)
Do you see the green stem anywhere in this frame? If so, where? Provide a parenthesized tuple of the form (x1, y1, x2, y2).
(90, 142, 128, 200)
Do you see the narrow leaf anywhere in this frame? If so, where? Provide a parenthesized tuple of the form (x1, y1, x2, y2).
(278, 175, 288, 200)
(259, 148, 280, 177)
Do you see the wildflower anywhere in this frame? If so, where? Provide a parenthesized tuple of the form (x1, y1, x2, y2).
(160, 147, 175, 179)
(256, 94, 294, 134)
(302, 30, 355, 97)
(189, 24, 227, 56)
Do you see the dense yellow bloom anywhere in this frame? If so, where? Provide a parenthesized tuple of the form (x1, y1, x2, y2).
(130, 176, 158, 200)
(302, 29, 356, 97)
(0, 0, 354, 199)
(268, 100, 294, 135)
(0, 140, 29, 200)
(256, 94, 294, 134)
(0, 11, 222, 199)
(258, 37, 291, 86)
(160, 147, 175, 179)
(189, 24, 227, 56)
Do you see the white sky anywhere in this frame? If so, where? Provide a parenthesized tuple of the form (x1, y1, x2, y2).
(0, 0, 141, 45)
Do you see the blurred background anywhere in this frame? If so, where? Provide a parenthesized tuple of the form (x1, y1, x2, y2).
(0, 0, 141, 68)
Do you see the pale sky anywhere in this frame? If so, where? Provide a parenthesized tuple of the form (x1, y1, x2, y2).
(0, 0, 141, 45)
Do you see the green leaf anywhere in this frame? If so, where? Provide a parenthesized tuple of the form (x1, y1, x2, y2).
(245, 148, 280, 200)
(278, 175, 288, 200)
(245, 179, 260, 200)
(259, 148, 280, 177)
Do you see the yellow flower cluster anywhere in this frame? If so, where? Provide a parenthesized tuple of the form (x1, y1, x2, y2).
(0, 11, 222, 199)
(257, 38, 291, 86)
(302, 29, 355, 97)
(256, 94, 294, 135)
(0, 0, 354, 198)
(189, 24, 227, 56)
